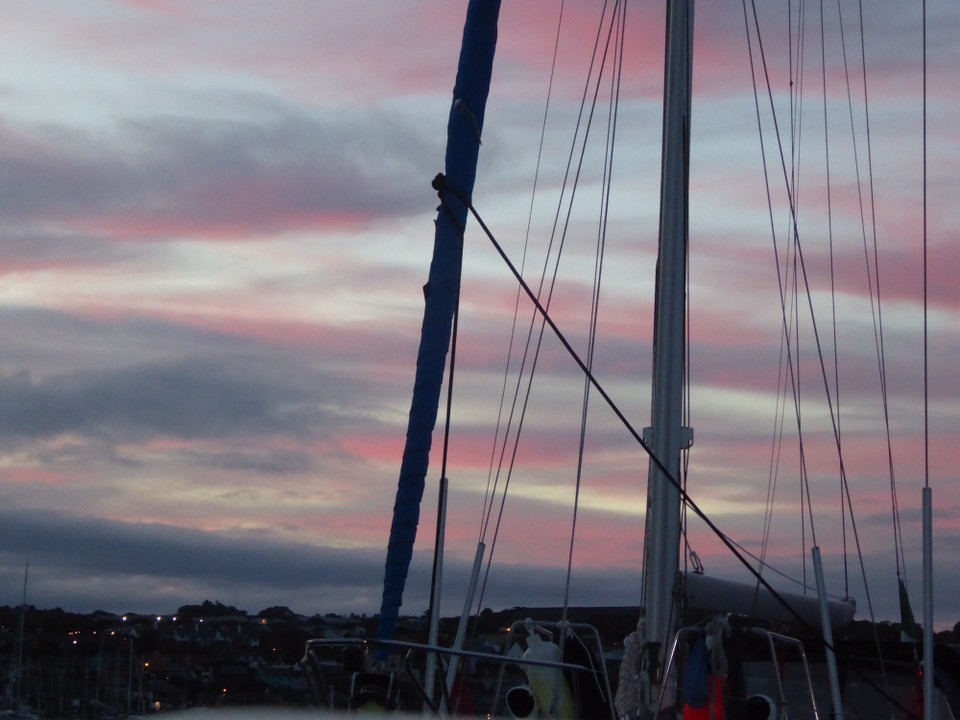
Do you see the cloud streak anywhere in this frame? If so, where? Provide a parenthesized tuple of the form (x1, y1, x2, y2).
(0, 1, 956, 634)
(0, 103, 439, 241)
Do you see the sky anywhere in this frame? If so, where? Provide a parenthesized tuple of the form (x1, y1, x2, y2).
(1, 1, 958, 631)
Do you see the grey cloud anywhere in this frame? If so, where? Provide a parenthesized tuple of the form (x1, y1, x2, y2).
(0, 507, 642, 617)
(0, 307, 229, 375)
(191, 448, 315, 476)
(0, 359, 310, 443)
(0, 508, 952, 627)
(0, 508, 385, 614)
(0, 96, 437, 238)
(0, 509, 372, 588)
(0, 308, 401, 448)
(0, 230, 146, 273)
(0, 132, 129, 222)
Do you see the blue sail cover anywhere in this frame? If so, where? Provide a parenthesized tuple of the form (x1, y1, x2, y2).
(376, 0, 501, 644)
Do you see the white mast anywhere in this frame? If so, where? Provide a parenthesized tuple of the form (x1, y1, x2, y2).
(642, 0, 694, 670)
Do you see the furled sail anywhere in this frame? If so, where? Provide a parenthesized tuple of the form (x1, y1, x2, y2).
(375, 0, 501, 644)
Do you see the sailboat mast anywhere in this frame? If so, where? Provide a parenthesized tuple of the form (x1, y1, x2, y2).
(642, 0, 694, 656)
(376, 0, 501, 645)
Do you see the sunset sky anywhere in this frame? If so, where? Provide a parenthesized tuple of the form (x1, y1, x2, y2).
(1, 1, 957, 630)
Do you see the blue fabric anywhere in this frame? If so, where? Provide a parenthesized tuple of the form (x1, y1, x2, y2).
(683, 634, 710, 709)
(375, 0, 502, 646)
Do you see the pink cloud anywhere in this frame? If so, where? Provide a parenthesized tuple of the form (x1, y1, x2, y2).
(4, 466, 73, 486)
(0, 1, 955, 626)
(68, 209, 372, 243)
(115, 0, 181, 13)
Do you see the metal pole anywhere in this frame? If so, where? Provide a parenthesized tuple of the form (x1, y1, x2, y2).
(444, 541, 486, 711)
(812, 546, 844, 720)
(643, 0, 694, 654)
(424, 476, 449, 709)
(922, 487, 934, 720)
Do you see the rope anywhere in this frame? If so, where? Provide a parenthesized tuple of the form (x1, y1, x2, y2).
(456, 180, 919, 716)
(435, 177, 815, 635)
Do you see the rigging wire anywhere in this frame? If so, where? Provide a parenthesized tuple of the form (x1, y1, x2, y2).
(834, 0, 907, 613)
(921, 1, 934, 705)
(478, 0, 596, 549)
(745, 5, 791, 595)
(473, 0, 624, 617)
(424, 301, 462, 676)
(680, 2, 695, 585)
(477, 0, 568, 545)
(922, 0, 929, 500)
(451, 184, 804, 622)
(745, 0, 907, 696)
(742, 0, 814, 593)
(432, 179, 917, 719)
(833, 0, 863, 599)
(563, 0, 627, 623)
(849, 0, 910, 595)
(817, 0, 846, 597)
(480, 0, 614, 561)
(428, 6, 930, 708)
(749, 0, 883, 575)
(831, 8, 900, 687)
(444, 0, 926, 687)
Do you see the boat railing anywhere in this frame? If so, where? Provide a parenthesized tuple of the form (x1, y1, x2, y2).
(502, 618, 618, 720)
(753, 627, 821, 719)
(657, 621, 822, 720)
(303, 623, 618, 718)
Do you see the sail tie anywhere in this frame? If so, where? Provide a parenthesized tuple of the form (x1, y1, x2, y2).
(432, 173, 469, 237)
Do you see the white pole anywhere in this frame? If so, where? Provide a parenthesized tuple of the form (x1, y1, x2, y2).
(444, 542, 486, 711)
(643, 0, 694, 661)
(425, 477, 449, 710)
(923, 487, 934, 720)
(812, 546, 844, 720)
